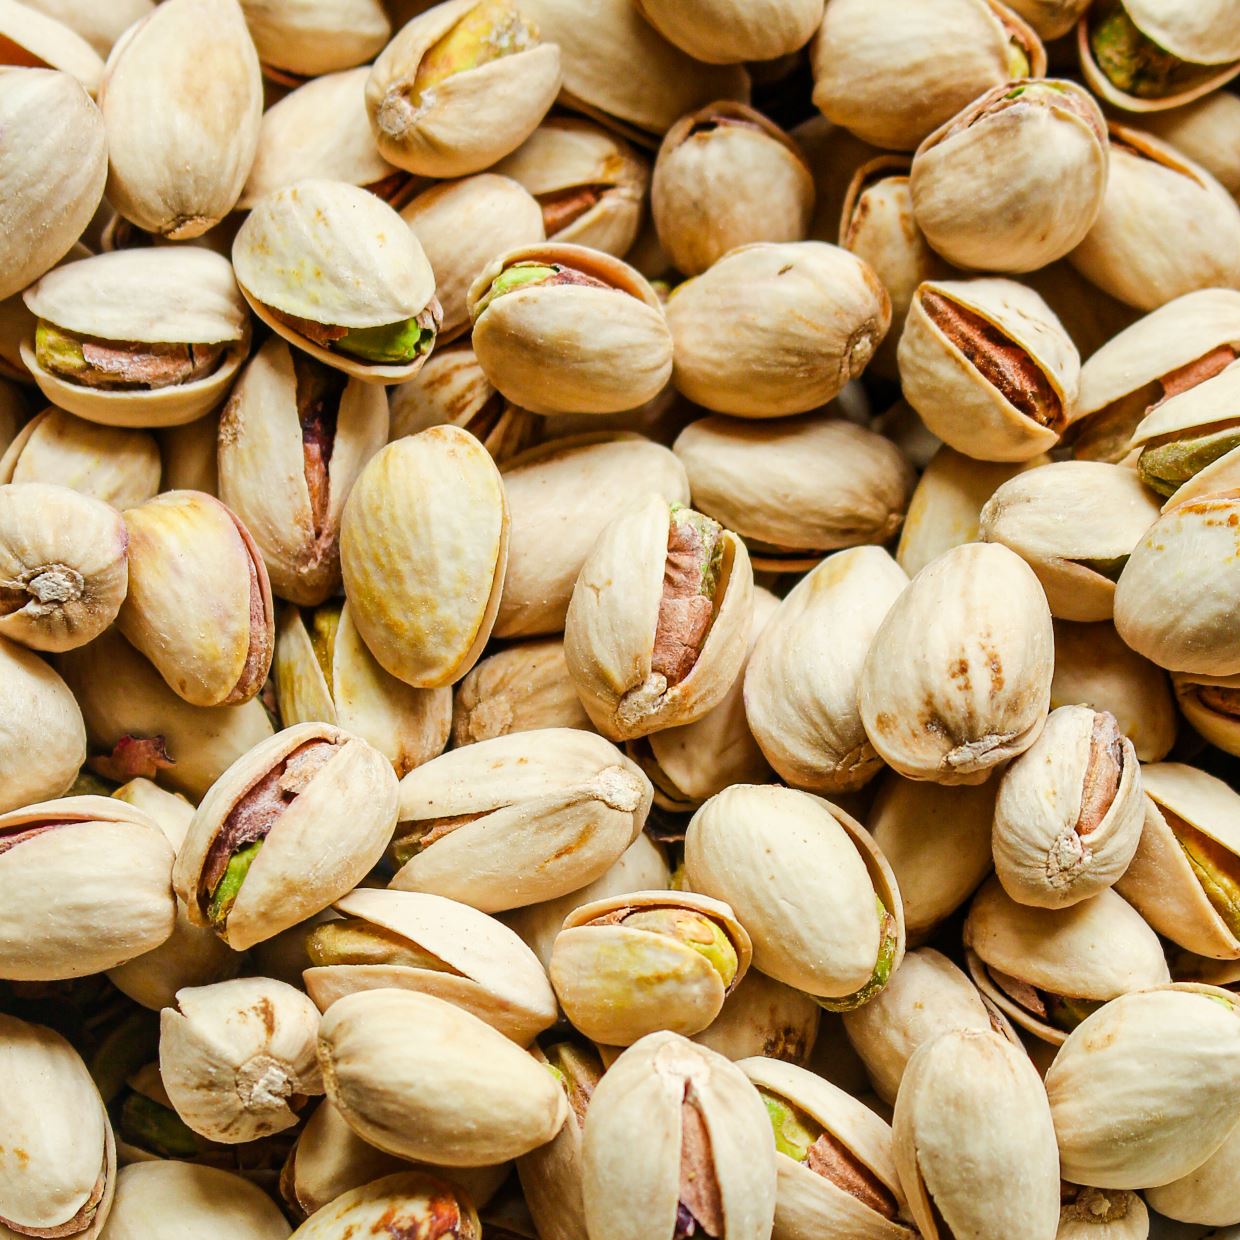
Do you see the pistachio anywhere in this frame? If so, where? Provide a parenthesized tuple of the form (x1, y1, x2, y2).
(1144, 1119, 1240, 1228)
(289, 1171, 480, 1240)
(1132, 90, 1240, 197)
(1057, 1185, 1149, 1240)
(19, 0, 153, 58)
(239, 0, 390, 83)
(634, 0, 820, 64)
(1173, 670, 1240, 758)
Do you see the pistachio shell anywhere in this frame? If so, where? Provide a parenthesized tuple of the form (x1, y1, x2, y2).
(1144, 1120, 1240, 1227)
(240, 0, 390, 80)
(1133, 90, 1240, 196)
(1020, 259, 1141, 364)
(636, 0, 820, 63)
(1004, 0, 1090, 38)
(693, 968, 821, 1067)
(1172, 669, 1240, 759)
(289, 1170, 480, 1240)
(158, 414, 220, 497)
(0, 0, 103, 94)
(1056, 1185, 1148, 1240)
(19, 0, 153, 57)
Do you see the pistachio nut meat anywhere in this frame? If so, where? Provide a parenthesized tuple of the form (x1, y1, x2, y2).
(174, 722, 399, 950)
(892, 1027, 1061, 1240)
(897, 277, 1080, 463)
(159, 976, 324, 1143)
(963, 879, 1170, 1045)
(339, 426, 508, 688)
(239, 0, 390, 84)
(549, 890, 751, 1046)
(740, 1056, 916, 1240)
(1045, 984, 1240, 1188)
(365, 0, 562, 179)
(233, 180, 442, 385)
(635, 0, 820, 64)
(0, 794, 176, 981)
(20, 248, 251, 428)
(467, 243, 672, 416)
(581, 1031, 777, 1240)
(693, 968, 821, 1067)
(859, 541, 1054, 784)
(0, 1014, 115, 1240)
(303, 887, 557, 1045)
(685, 784, 905, 1011)
(1172, 669, 1240, 759)
(318, 988, 568, 1166)
(910, 79, 1108, 274)
(389, 727, 652, 913)
(289, 1171, 480, 1240)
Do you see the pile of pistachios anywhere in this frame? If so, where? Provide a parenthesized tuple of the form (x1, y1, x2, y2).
(3, 0, 1240, 1237)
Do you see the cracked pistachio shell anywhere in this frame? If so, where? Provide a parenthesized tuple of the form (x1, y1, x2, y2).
(1145, 1119, 1240, 1227)
(0, 1015, 115, 1240)
(0, 0, 102, 94)
(859, 542, 1054, 784)
(233, 180, 440, 386)
(176, 723, 399, 949)
(1045, 984, 1240, 1188)
(365, 0, 562, 178)
(674, 416, 914, 572)
(219, 336, 389, 606)
(101, 1161, 291, 1240)
(685, 784, 905, 1008)
(497, 433, 689, 639)
(118, 490, 274, 707)
(100, 0, 262, 239)
(57, 627, 274, 800)
(1005, 0, 1090, 38)
(1068, 125, 1240, 313)
(1114, 489, 1240, 675)
(303, 888, 557, 1045)
(893, 1028, 1060, 1240)
(964, 880, 1169, 1046)
(898, 277, 1079, 462)
(0, 795, 176, 980)
(0, 408, 160, 510)
(550, 890, 751, 1045)
(652, 102, 813, 277)
(1057, 1186, 1148, 1240)
(1173, 669, 1240, 758)
(693, 968, 821, 1066)
(0, 69, 106, 303)
(390, 727, 652, 912)
(0, 482, 128, 652)
(240, 0, 389, 81)
(492, 116, 649, 256)
(452, 638, 593, 747)
(340, 426, 507, 688)
(292, 1171, 479, 1240)
(519, 0, 749, 146)
(637, 0, 820, 63)
(583, 1032, 776, 1240)
(811, 0, 1046, 151)
(564, 492, 754, 742)
(992, 705, 1144, 908)
(468, 243, 672, 416)
(739, 1056, 915, 1240)
(745, 547, 909, 793)
(1134, 90, 1240, 197)
(275, 602, 450, 778)
(160, 977, 324, 1144)
(19, 0, 153, 57)
(979, 461, 1161, 622)
(1114, 762, 1240, 958)
(402, 175, 545, 342)
(910, 79, 1108, 273)
(319, 989, 568, 1165)
(667, 242, 891, 418)
(20, 249, 251, 429)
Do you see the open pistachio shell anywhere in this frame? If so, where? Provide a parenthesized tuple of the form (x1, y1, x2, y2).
(0, 0, 102, 94)
(1173, 670, 1240, 758)
(19, 0, 153, 57)
(291, 1171, 480, 1239)
(240, 0, 390, 82)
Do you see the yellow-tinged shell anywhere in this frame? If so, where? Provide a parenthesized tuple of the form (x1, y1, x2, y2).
(290, 1171, 479, 1240)
(239, 0, 390, 80)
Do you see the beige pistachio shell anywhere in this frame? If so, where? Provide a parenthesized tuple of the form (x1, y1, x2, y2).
(175, 722, 399, 949)
(100, 0, 262, 239)
(1133, 90, 1240, 197)
(745, 547, 908, 793)
(811, 0, 1046, 151)
(581, 1032, 777, 1240)
(860, 541, 1054, 783)
(1172, 670, 1240, 758)
(219, 335, 389, 606)
(57, 627, 274, 801)
(290, 1171, 480, 1240)
(19, 0, 153, 57)
(635, 0, 820, 63)
(112, 777, 195, 847)
(0, 69, 106, 303)
(303, 887, 557, 1045)
(340, 426, 508, 688)
(0, 1014, 115, 1240)
(693, 968, 821, 1067)
(158, 414, 220, 498)
(0, 795, 176, 980)
(498, 433, 689, 638)
(1021, 259, 1141, 366)
(390, 727, 652, 912)
(667, 241, 890, 418)
(319, 988, 567, 1166)
(0, 408, 160, 510)
(893, 1027, 1060, 1240)
(1056, 1185, 1149, 1240)
(1144, 1120, 1240, 1227)
(0, 0, 103, 94)
(685, 784, 905, 1007)
(100, 1161, 291, 1239)
(898, 277, 1079, 462)
(1002, 0, 1089, 38)
(564, 492, 754, 741)
(240, 0, 389, 80)
(1068, 126, 1240, 312)
(979, 461, 1161, 622)
(468, 243, 672, 416)
(160, 977, 323, 1144)
(1045, 984, 1240, 1188)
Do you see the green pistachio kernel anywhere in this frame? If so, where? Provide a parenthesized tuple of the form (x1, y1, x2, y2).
(1046, 994, 1105, 1033)
(817, 898, 898, 1013)
(1006, 41, 1031, 80)
(1138, 427, 1240, 497)
(35, 320, 87, 379)
(476, 262, 559, 313)
(208, 840, 263, 926)
(1075, 554, 1129, 582)
(622, 907, 739, 987)
(1089, 0, 1196, 99)
(304, 918, 453, 971)
(1171, 815, 1240, 938)
(411, 0, 537, 107)
(120, 1092, 203, 1159)
(670, 505, 725, 600)
(761, 1091, 821, 1162)
(335, 318, 435, 365)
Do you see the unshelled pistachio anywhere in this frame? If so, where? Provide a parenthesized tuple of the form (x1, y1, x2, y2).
(635, 0, 821, 64)
(239, 0, 390, 83)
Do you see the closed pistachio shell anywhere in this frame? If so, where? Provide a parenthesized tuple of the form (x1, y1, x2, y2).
(635, 0, 820, 63)
(1003, 0, 1089, 38)
(290, 1171, 480, 1240)
(0, 0, 103, 94)
(239, 0, 390, 81)
(340, 426, 508, 688)
(100, 0, 263, 239)
(1144, 1120, 1240, 1227)
(19, 0, 153, 57)
(693, 969, 821, 1067)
